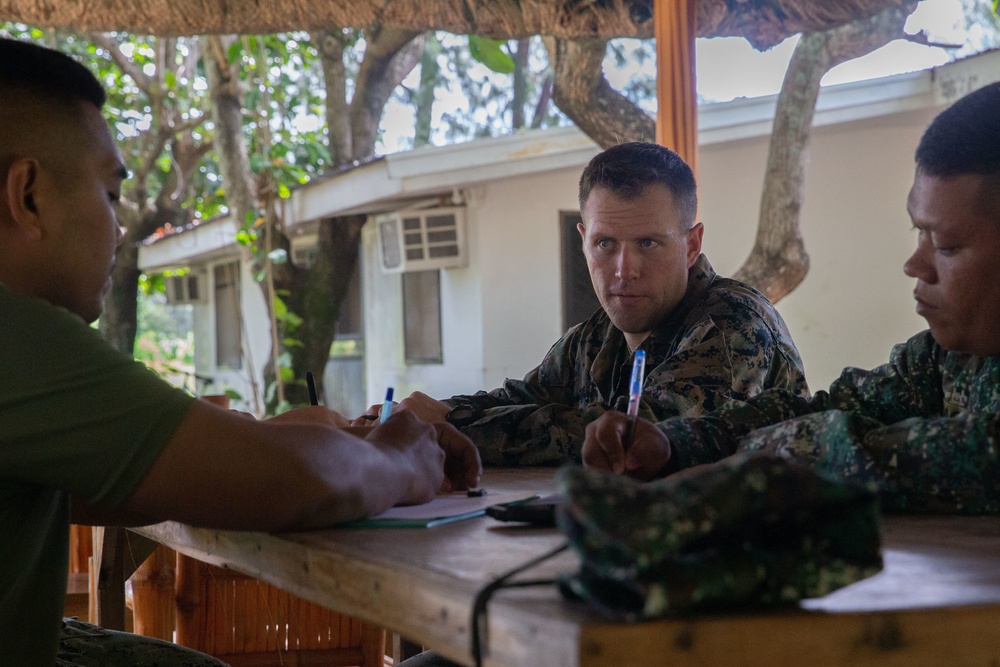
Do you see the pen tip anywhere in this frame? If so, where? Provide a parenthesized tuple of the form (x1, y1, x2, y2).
(385, 387, 394, 401)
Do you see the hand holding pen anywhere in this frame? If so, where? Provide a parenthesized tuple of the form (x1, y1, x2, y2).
(581, 349, 674, 480)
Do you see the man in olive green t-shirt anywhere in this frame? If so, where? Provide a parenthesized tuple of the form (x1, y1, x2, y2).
(0, 38, 481, 666)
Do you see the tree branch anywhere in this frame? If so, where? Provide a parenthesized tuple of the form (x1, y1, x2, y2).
(88, 32, 154, 94)
(732, 1, 918, 302)
(547, 37, 654, 149)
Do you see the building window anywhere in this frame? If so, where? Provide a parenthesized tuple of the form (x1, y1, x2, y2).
(214, 262, 242, 369)
(402, 269, 442, 364)
(334, 259, 363, 341)
(561, 211, 601, 330)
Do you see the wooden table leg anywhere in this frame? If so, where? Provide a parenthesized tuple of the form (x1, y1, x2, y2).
(90, 526, 159, 630)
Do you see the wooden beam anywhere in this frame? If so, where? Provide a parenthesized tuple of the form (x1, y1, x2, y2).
(655, 0, 699, 174)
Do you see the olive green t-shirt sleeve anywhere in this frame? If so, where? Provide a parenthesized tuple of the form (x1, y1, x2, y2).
(0, 285, 196, 507)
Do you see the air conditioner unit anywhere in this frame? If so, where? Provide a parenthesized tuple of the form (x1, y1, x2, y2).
(164, 273, 207, 305)
(290, 233, 319, 269)
(376, 207, 467, 273)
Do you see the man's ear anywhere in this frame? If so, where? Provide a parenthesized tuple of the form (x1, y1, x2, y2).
(4, 158, 44, 242)
(577, 221, 586, 242)
(686, 222, 704, 267)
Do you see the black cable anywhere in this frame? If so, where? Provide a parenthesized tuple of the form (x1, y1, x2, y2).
(470, 542, 569, 667)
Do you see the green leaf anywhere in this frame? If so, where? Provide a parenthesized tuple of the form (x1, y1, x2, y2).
(235, 229, 255, 247)
(273, 295, 288, 320)
(164, 70, 177, 90)
(277, 183, 291, 199)
(224, 388, 244, 400)
(227, 40, 242, 65)
(468, 36, 515, 75)
(282, 337, 304, 348)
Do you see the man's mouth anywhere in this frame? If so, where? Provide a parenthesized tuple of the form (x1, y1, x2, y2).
(913, 292, 936, 314)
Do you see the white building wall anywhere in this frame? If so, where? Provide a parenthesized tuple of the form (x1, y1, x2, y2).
(473, 170, 583, 389)
(361, 168, 586, 406)
(193, 257, 271, 412)
(361, 216, 488, 407)
(699, 108, 933, 390)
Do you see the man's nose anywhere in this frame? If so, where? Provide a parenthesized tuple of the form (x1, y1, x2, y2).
(615, 247, 640, 280)
(903, 240, 936, 284)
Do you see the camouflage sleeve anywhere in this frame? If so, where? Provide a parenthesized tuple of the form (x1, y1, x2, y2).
(640, 309, 808, 424)
(736, 410, 1000, 514)
(657, 389, 821, 471)
(446, 329, 594, 466)
(823, 331, 944, 421)
(658, 333, 945, 473)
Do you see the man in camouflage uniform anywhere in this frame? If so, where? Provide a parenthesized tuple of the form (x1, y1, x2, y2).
(381, 142, 807, 468)
(584, 82, 1000, 514)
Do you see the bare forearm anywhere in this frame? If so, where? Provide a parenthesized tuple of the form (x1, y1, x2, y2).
(122, 403, 425, 531)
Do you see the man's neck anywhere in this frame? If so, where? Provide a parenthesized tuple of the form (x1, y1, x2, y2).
(624, 332, 650, 353)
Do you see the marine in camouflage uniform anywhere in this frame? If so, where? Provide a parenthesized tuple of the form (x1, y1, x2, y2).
(658, 331, 1000, 513)
(443, 253, 808, 466)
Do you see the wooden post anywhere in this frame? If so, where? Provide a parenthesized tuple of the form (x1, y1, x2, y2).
(655, 0, 699, 174)
(130, 545, 177, 640)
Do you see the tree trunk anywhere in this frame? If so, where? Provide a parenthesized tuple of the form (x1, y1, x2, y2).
(547, 37, 655, 149)
(733, 2, 917, 302)
(313, 29, 353, 166)
(350, 27, 425, 160)
(204, 35, 259, 228)
(279, 215, 366, 405)
(512, 38, 530, 129)
(93, 34, 207, 356)
(413, 34, 442, 148)
(271, 27, 424, 407)
(530, 73, 554, 129)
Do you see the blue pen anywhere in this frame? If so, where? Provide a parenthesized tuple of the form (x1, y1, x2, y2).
(379, 387, 395, 424)
(622, 350, 646, 449)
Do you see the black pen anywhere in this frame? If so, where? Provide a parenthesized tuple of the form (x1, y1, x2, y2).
(306, 371, 319, 406)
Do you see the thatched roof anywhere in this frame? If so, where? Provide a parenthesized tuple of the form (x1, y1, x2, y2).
(0, 0, 912, 48)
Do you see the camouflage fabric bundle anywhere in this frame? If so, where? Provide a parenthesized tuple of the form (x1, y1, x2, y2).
(556, 454, 883, 620)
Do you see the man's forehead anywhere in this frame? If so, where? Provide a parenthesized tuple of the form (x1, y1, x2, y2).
(584, 192, 683, 235)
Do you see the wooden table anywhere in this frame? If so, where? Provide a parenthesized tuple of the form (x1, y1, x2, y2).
(98, 468, 1000, 666)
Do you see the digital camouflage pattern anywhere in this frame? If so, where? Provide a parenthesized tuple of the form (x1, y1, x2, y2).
(446, 255, 807, 466)
(660, 331, 1000, 513)
(556, 455, 883, 619)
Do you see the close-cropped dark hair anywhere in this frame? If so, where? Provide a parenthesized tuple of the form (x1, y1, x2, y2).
(915, 82, 1000, 178)
(578, 141, 698, 228)
(0, 37, 105, 110)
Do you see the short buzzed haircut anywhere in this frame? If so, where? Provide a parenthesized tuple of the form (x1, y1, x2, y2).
(915, 82, 1000, 178)
(0, 37, 105, 110)
(578, 142, 698, 229)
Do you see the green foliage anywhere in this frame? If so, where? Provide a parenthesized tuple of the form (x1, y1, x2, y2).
(407, 33, 569, 146)
(133, 293, 196, 391)
(468, 36, 515, 74)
